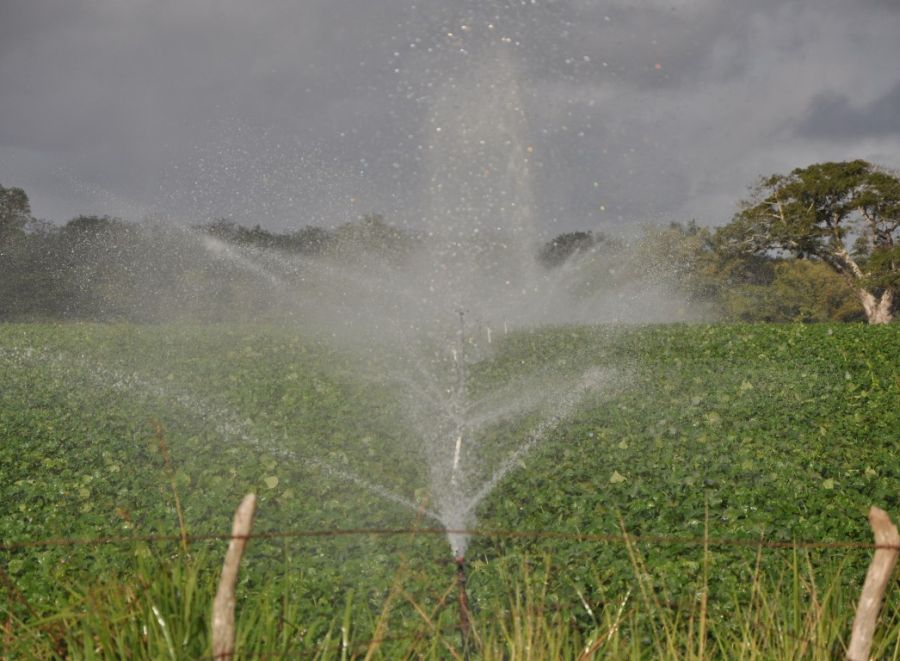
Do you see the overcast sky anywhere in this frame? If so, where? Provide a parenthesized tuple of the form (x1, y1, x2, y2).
(2, 0, 899, 236)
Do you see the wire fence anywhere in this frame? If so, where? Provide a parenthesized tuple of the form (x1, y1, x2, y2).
(2, 525, 898, 553)
(4, 519, 898, 660)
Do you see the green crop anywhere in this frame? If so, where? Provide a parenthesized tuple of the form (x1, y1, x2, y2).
(1, 322, 898, 656)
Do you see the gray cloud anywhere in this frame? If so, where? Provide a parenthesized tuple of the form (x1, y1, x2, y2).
(1, 0, 899, 232)
(797, 83, 900, 139)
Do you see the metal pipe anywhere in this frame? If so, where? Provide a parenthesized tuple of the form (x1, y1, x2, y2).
(455, 555, 471, 641)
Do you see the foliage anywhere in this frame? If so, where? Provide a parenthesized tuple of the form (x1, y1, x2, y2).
(199, 214, 420, 261)
(0, 186, 42, 319)
(0, 184, 32, 246)
(769, 260, 862, 321)
(717, 160, 899, 323)
(0, 207, 427, 322)
(618, 219, 873, 323)
(719, 260, 862, 323)
(2, 172, 897, 323)
(537, 231, 603, 268)
(615, 222, 856, 323)
(200, 218, 335, 255)
(330, 214, 418, 261)
(630, 222, 723, 307)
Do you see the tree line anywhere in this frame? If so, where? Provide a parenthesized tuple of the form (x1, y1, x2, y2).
(1, 160, 897, 324)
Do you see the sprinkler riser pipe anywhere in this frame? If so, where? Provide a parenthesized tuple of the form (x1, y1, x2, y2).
(456, 556, 471, 640)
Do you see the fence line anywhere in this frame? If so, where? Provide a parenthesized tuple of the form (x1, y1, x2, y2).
(2, 526, 899, 553)
(5, 503, 899, 660)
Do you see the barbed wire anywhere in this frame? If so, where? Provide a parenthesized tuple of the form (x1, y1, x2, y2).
(1, 526, 897, 553)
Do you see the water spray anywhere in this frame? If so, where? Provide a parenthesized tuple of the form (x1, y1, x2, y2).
(456, 309, 467, 398)
(450, 309, 467, 491)
(452, 434, 463, 476)
(452, 310, 471, 645)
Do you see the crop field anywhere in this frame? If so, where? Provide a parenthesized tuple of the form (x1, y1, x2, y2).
(1, 322, 898, 657)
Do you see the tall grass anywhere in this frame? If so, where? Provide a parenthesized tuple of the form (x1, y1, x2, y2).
(4, 542, 898, 659)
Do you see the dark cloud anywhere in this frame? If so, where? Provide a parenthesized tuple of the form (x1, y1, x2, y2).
(1, 0, 900, 230)
(797, 83, 900, 139)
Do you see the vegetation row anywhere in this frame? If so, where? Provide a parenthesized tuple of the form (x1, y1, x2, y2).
(2, 159, 898, 324)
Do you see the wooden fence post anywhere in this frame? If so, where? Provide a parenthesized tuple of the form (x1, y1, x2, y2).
(212, 494, 257, 661)
(847, 506, 899, 661)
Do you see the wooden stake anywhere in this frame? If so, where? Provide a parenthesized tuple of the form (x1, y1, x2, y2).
(212, 494, 257, 661)
(847, 506, 900, 661)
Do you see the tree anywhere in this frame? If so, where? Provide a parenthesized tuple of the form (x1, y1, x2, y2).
(285, 225, 333, 255)
(0, 185, 35, 319)
(717, 160, 899, 324)
(63, 214, 127, 235)
(0, 184, 32, 248)
(58, 215, 137, 318)
(331, 214, 416, 260)
(538, 231, 599, 268)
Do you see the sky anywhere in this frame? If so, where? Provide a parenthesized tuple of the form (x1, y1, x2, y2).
(2, 0, 899, 237)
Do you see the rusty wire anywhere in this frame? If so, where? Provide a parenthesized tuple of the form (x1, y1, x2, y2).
(1, 527, 897, 553)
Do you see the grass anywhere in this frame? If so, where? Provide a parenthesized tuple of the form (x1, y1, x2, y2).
(4, 537, 899, 658)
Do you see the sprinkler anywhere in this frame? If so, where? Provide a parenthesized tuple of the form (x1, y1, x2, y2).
(455, 555, 471, 640)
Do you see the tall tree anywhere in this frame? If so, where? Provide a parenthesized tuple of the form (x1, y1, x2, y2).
(717, 160, 898, 324)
